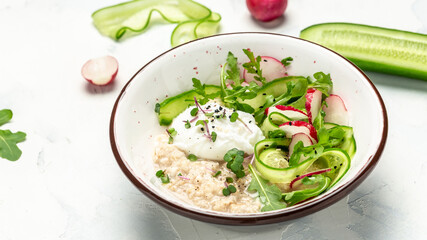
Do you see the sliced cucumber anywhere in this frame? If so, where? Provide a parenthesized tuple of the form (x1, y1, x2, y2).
(324, 123, 356, 158)
(282, 175, 331, 206)
(300, 23, 427, 80)
(260, 112, 292, 136)
(259, 148, 289, 169)
(311, 149, 351, 188)
(157, 85, 221, 125)
(239, 76, 308, 109)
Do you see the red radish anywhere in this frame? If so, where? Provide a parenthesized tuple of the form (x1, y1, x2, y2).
(243, 56, 287, 85)
(305, 89, 322, 124)
(323, 94, 349, 125)
(279, 121, 318, 141)
(246, 0, 288, 22)
(81, 56, 118, 86)
(289, 133, 313, 159)
(265, 105, 308, 121)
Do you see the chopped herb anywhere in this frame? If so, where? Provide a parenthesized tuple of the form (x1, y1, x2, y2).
(178, 173, 182, 176)
(226, 177, 234, 183)
(281, 57, 293, 66)
(211, 131, 217, 142)
(224, 148, 245, 178)
(187, 154, 198, 161)
(185, 120, 191, 129)
(190, 107, 199, 116)
(242, 49, 266, 84)
(154, 103, 161, 114)
(213, 171, 221, 177)
(230, 112, 238, 122)
(222, 188, 230, 196)
(156, 170, 170, 184)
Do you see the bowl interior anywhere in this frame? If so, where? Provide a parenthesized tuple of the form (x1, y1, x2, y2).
(111, 33, 386, 219)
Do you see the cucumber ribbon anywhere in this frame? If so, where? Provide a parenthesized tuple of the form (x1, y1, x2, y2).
(92, 0, 221, 47)
(254, 138, 350, 187)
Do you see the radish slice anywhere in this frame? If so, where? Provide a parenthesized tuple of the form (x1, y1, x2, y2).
(289, 133, 313, 159)
(265, 105, 308, 121)
(323, 94, 349, 125)
(81, 56, 118, 86)
(243, 56, 287, 85)
(279, 121, 317, 141)
(305, 89, 322, 124)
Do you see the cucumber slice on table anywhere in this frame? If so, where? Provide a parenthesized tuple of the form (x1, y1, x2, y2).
(300, 23, 427, 80)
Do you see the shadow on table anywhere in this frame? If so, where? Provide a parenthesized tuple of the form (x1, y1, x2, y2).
(164, 178, 405, 240)
(365, 71, 427, 92)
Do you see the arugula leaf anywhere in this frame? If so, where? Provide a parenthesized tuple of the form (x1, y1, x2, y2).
(242, 49, 266, 84)
(268, 129, 287, 138)
(248, 164, 287, 211)
(0, 109, 12, 126)
(192, 78, 221, 105)
(225, 52, 242, 86)
(0, 109, 26, 161)
(192, 78, 205, 95)
(308, 72, 333, 95)
(224, 148, 245, 178)
(289, 142, 324, 166)
(235, 102, 255, 114)
(289, 125, 346, 166)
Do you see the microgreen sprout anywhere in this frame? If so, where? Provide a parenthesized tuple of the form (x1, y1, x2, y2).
(213, 171, 221, 177)
(187, 154, 198, 161)
(156, 170, 170, 184)
(230, 112, 238, 122)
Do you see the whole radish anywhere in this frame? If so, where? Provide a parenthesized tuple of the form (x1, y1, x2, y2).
(246, 0, 288, 22)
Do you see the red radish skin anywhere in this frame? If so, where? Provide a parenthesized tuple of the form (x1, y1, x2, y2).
(243, 56, 287, 85)
(305, 89, 322, 124)
(246, 0, 288, 22)
(81, 56, 118, 86)
(289, 133, 313, 158)
(279, 121, 318, 141)
(323, 94, 349, 125)
(265, 105, 308, 121)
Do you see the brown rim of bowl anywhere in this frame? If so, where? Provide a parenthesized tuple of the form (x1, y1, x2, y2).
(109, 32, 388, 225)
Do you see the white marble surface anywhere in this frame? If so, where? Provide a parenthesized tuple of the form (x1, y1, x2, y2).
(1, 0, 427, 239)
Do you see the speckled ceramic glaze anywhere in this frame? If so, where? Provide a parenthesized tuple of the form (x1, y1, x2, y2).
(110, 32, 388, 225)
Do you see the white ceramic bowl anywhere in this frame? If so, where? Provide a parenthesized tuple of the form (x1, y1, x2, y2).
(110, 32, 387, 225)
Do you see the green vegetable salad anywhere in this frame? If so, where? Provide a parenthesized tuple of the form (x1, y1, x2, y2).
(155, 49, 356, 212)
